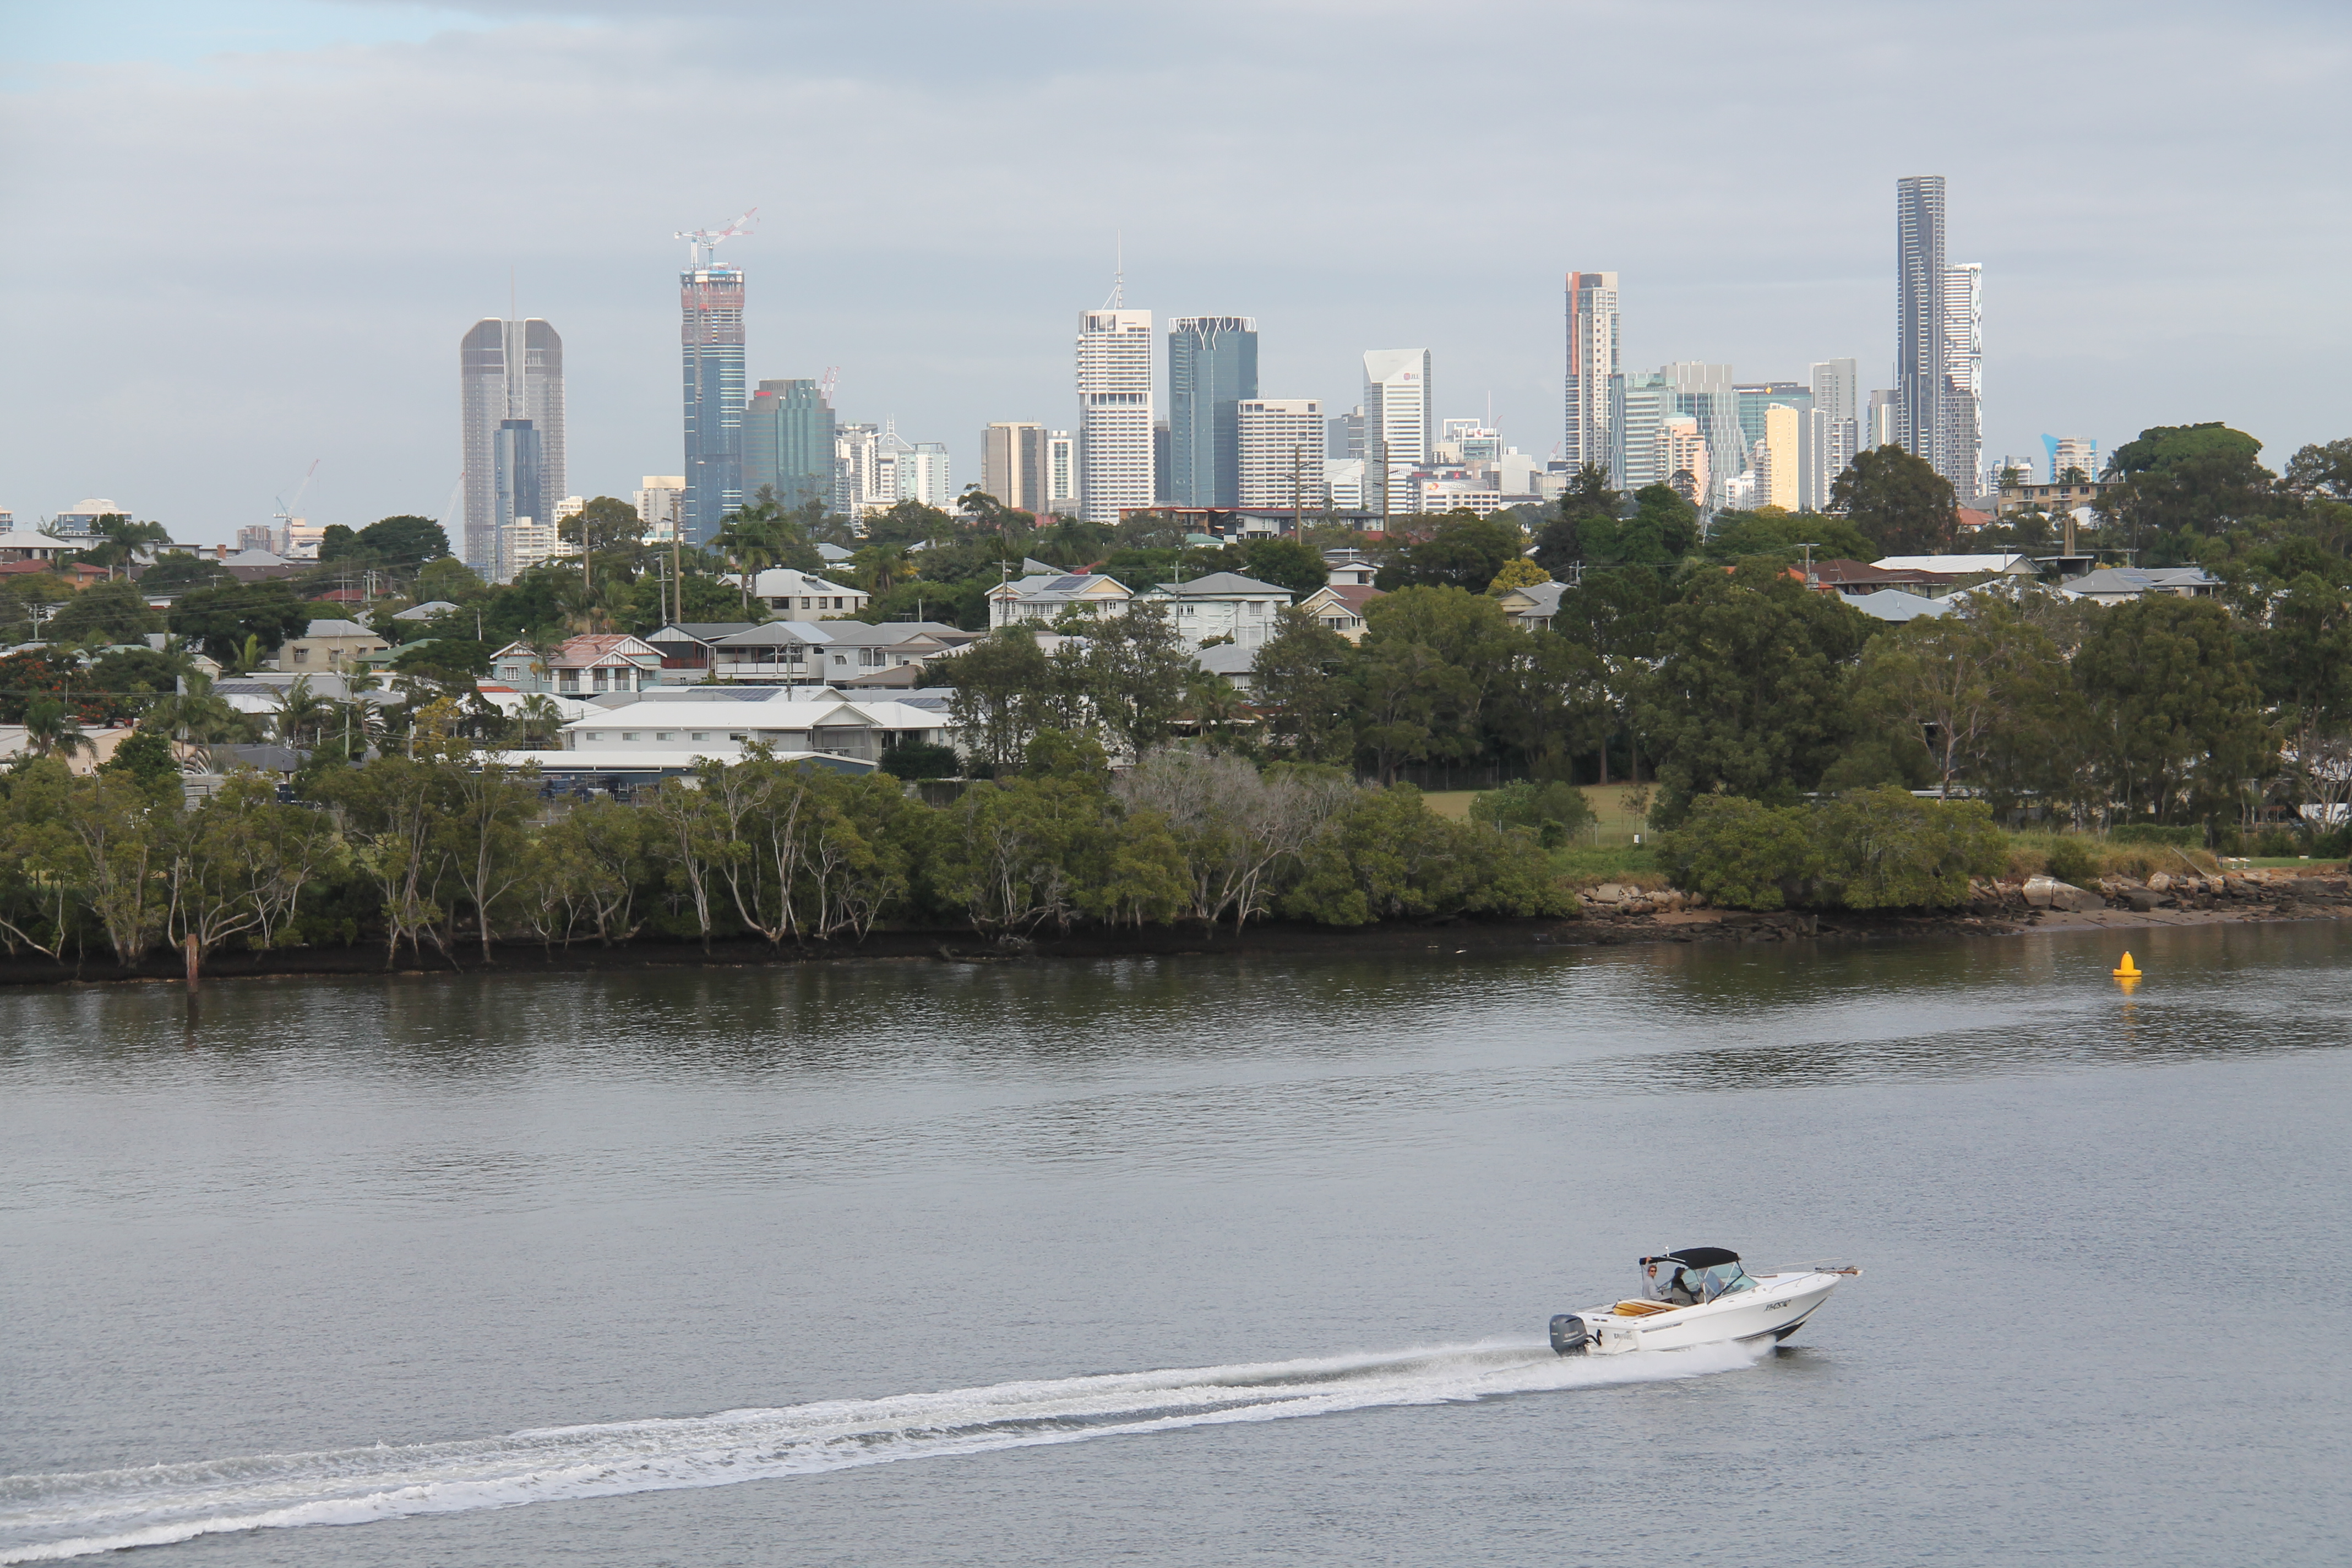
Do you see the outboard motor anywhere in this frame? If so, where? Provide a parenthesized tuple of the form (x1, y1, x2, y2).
(1549, 1313, 1592, 1355)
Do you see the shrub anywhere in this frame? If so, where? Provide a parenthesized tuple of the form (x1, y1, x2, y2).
(2043, 836, 2099, 886)
(1811, 788, 2006, 909)
(1657, 795, 1816, 910)
(1281, 785, 1576, 925)
(2252, 826, 2304, 857)
(1470, 779, 1594, 848)
(879, 741, 959, 780)
(2109, 823, 2201, 847)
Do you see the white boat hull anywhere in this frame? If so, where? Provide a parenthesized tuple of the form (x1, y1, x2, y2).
(1551, 1271, 1847, 1355)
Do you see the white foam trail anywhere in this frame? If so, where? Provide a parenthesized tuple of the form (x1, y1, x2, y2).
(0, 1339, 1763, 1561)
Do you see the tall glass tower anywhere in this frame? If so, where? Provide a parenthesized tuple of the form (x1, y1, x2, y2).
(1896, 176, 1946, 478)
(1167, 317, 1257, 508)
(680, 261, 746, 545)
(742, 379, 835, 511)
(1563, 271, 1619, 477)
(459, 317, 564, 579)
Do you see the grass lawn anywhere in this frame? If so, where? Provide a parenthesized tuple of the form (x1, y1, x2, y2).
(1420, 784, 1656, 845)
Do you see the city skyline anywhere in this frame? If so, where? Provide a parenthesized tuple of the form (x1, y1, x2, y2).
(5, 2, 2346, 541)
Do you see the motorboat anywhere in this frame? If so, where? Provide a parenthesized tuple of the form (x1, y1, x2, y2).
(1549, 1247, 1857, 1355)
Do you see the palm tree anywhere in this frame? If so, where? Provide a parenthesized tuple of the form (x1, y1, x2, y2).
(515, 693, 565, 750)
(144, 669, 257, 770)
(273, 676, 334, 750)
(21, 699, 96, 761)
(714, 507, 786, 615)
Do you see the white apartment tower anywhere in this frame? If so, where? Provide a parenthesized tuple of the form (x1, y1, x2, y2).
(1077, 307, 1155, 522)
(1942, 262, 1984, 497)
(2049, 434, 2098, 482)
(1362, 349, 1433, 516)
(1236, 399, 1327, 510)
(1044, 431, 1082, 518)
(633, 476, 685, 543)
(1563, 271, 1620, 476)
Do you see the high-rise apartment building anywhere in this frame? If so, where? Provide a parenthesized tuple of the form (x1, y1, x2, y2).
(1362, 349, 1433, 515)
(1658, 416, 1710, 504)
(1077, 307, 1155, 523)
(835, 422, 880, 517)
(1669, 363, 1743, 509)
(1327, 406, 1366, 460)
(459, 317, 565, 580)
(680, 260, 747, 544)
(2046, 434, 2099, 482)
(982, 422, 1048, 513)
(1610, 371, 1672, 492)
(1236, 399, 1326, 510)
(1753, 404, 1803, 511)
(1942, 261, 1984, 496)
(1168, 317, 1259, 508)
(634, 476, 686, 543)
(1044, 431, 1082, 518)
(1896, 175, 1947, 480)
(1810, 358, 1860, 489)
(900, 443, 953, 509)
(1865, 389, 1902, 451)
(1736, 383, 1812, 452)
(1564, 271, 1620, 476)
(742, 379, 836, 511)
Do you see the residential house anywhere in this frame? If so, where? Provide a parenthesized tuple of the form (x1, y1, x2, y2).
(488, 633, 666, 695)
(2059, 565, 2220, 605)
(1192, 641, 1261, 693)
(0, 530, 79, 564)
(393, 600, 461, 623)
(1134, 571, 1293, 647)
(1491, 580, 1564, 631)
(1322, 551, 1379, 588)
(1847, 589, 1952, 623)
(707, 619, 979, 683)
(1807, 559, 1958, 596)
(987, 571, 1135, 629)
(1870, 553, 2038, 579)
(1296, 582, 1383, 640)
(643, 622, 758, 676)
(274, 618, 389, 674)
(732, 568, 869, 618)
(561, 692, 956, 764)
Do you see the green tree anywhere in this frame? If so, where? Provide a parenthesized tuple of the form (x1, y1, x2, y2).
(1469, 778, 1594, 847)
(166, 773, 340, 983)
(1831, 445, 1957, 556)
(313, 755, 452, 966)
(44, 580, 162, 645)
(21, 698, 96, 760)
(2099, 423, 2285, 549)
(1847, 597, 2082, 799)
(1532, 463, 1620, 575)
(1237, 537, 1329, 596)
(137, 553, 236, 594)
(1072, 606, 1194, 760)
(167, 580, 313, 666)
(945, 629, 1060, 774)
(1114, 749, 1354, 929)
(1703, 509, 1876, 566)
(317, 525, 364, 563)
(1353, 586, 1522, 776)
(2282, 438, 2352, 503)
(2075, 595, 2274, 826)
(556, 499, 640, 559)
(1638, 562, 1872, 823)
(1376, 512, 1528, 591)
(1581, 483, 1698, 567)
(1249, 608, 1358, 763)
(100, 726, 182, 796)
(1280, 785, 1574, 924)
(1811, 789, 2007, 909)
(1657, 794, 1817, 910)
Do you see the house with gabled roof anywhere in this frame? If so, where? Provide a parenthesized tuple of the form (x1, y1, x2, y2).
(1133, 571, 1293, 647)
(987, 571, 1135, 629)
(488, 633, 665, 695)
(1295, 582, 1384, 641)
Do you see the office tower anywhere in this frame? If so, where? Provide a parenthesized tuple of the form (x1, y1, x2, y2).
(1865, 389, 1901, 451)
(1754, 404, 1802, 511)
(1044, 431, 1082, 518)
(2047, 434, 2098, 482)
(1327, 406, 1366, 460)
(1668, 362, 1743, 508)
(901, 443, 953, 508)
(1610, 370, 1673, 492)
(1236, 399, 1326, 510)
(1942, 261, 1984, 496)
(1896, 175, 1946, 477)
(1077, 307, 1155, 523)
(1323, 459, 1368, 511)
(834, 422, 880, 516)
(1657, 416, 1709, 505)
(459, 317, 565, 579)
(634, 476, 686, 543)
(1810, 358, 1860, 491)
(1168, 317, 1259, 508)
(871, 424, 912, 511)
(1153, 421, 1173, 504)
(1564, 271, 1620, 474)
(982, 422, 1048, 512)
(680, 255, 747, 544)
(742, 379, 836, 511)
(1736, 383, 1812, 452)
(491, 418, 546, 581)
(1362, 349, 1433, 515)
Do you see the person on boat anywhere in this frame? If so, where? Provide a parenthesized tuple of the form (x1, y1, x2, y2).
(1663, 1266, 1703, 1305)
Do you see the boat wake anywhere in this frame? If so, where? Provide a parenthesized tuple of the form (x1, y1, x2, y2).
(0, 1338, 1762, 1561)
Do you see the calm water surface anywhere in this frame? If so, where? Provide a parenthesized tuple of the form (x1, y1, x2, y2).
(3, 923, 2349, 1564)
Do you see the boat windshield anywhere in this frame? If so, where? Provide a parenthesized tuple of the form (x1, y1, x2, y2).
(1641, 1250, 1760, 1304)
(1690, 1262, 1757, 1301)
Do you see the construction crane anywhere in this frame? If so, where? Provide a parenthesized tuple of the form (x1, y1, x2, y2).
(819, 366, 840, 409)
(273, 460, 320, 540)
(674, 208, 758, 268)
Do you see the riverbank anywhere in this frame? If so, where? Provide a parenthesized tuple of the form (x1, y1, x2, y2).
(6, 872, 2348, 989)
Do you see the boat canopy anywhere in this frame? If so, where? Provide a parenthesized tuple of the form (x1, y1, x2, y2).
(1639, 1247, 1757, 1304)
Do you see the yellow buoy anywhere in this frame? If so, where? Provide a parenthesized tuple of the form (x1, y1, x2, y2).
(2113, 951, 2141, 978)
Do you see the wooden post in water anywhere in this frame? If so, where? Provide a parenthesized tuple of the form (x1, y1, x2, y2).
(185, 933, 200, 992)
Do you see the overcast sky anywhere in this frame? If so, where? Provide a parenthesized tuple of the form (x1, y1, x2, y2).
(3, 0, 2348, 543)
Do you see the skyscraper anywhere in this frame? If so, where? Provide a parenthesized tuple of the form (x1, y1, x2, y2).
(1896, 175, 1947, 477)
(1564, 271, 1620, 475)
(1609, 371, 1673, 492)
(1942, 261, 1984, 496)
(742, 379, 836, 511)
(1754, 403, 1802, 511)
(1077, 307, 1155, 523)
(1044, 431, 1082, 519)
(900, 443, 954, 509)
(1167, 317, 1260, 508)
(982, 422, 1048, 512)
(1235, 399, 1325, 511)
(634, 476, 685, 543)
(1668, 362, 1742, 509)
(1362, 349, 1432, 516)
(680, 256, 746, 544)
(459, 317, 564, 580)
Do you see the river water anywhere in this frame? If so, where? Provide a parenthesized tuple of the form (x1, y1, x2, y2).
(3, 923, 2348, 1564)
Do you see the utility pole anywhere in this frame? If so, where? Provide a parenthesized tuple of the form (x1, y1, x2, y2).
(1796, 541, 1820, 590)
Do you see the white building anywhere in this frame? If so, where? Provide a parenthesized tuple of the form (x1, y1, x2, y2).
(499, 518, 569, 580)
(1236, 399, 1326, 510)
(1563, 270, 1620, 476)
(1135, 571, 1293, 649)
(2049, 434, 2098, 482)
(1809, 358, 1860, 502)
(1044, 430, 1082, 519)
(1324, 458, 1367, 511)
(635, 476, 686, 543)
(1077, 307, 1155, 522)
(1942, 262, 1984, 498)
(1754, 403, 1801, 511)
(1413, 477, 1504, 515)
(562, 694, 956, 764)
(1362, 349, 1432, 518)
(899, 442, 953, 508)
(988, 571, 1135, 629)
(733, 568, 868, 617)
(1656, 416, 1709, 503)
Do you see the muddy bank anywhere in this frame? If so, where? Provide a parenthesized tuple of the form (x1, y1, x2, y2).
(6, 874, 2348, 992)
